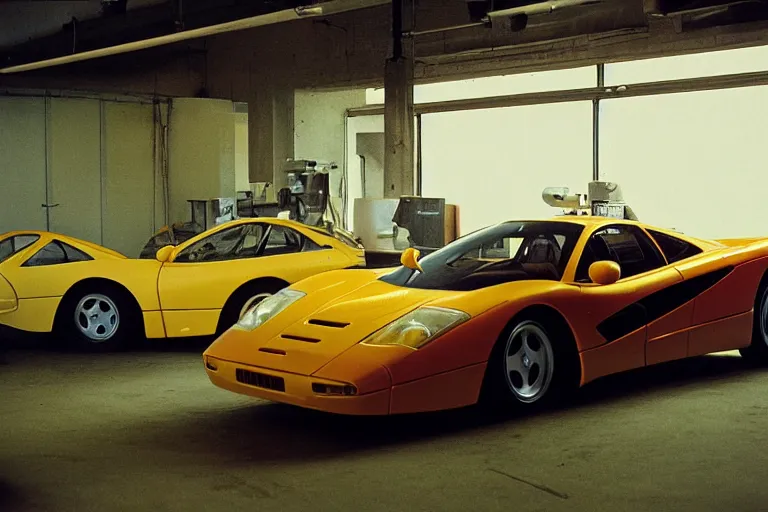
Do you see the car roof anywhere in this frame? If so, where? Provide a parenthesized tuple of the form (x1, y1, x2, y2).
(517, 216, 723, 250)
(1, 230, 127, 259)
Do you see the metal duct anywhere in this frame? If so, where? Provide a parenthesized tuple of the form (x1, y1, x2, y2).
(0, 0, 389, 74)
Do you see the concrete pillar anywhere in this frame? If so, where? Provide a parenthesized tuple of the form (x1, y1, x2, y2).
(383, 0, 415, 199)
(247, 81, 295, 190)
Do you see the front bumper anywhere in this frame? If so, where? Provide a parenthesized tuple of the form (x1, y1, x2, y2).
(204, 356, 392, 415)
(203, 354, 489, 416)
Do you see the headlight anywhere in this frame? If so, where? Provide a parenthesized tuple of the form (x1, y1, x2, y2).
(360, 306, 469, 350)
(234, 289, 306, 331)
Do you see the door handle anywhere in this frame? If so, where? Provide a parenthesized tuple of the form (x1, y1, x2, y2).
(41, 203, 60, 208)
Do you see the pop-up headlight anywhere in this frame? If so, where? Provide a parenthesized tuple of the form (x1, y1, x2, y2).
(360, 306, 469, 350)
(235, 289, 306, 331)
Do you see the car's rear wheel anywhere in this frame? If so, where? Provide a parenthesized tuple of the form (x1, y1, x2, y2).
(481, 311, 579, 412)
(216, 280, 287, 335)
(739, 280, 768, 364)
(57, 285, 138, 351)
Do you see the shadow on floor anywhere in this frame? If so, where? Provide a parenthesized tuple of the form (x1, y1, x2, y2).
(124, 353, 764, 465)
(0, 327, 214, 354)
(0, 479, 28, 511)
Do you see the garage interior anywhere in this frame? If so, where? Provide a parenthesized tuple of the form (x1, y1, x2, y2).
(4, 0, 768, 510)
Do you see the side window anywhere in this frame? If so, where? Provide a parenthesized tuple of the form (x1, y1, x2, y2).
(261, 226, 302, 257)
(647, 229, 703, 264)
(0, 234, 40, 264)
(22, 241, 92, 267)
(61, 242, 92, 262)
(233, 225, 265, 259)
(302, 236, 325, 252)
(575, 225, 666, 282)
(174, 225, 251, 263)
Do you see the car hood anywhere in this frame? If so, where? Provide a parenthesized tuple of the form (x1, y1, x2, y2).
(205, 269, 459, 376)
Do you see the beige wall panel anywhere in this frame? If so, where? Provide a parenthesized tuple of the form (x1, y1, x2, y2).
(0, 96, 47, 233)
(47, 97, 102, 244)
(167, 98, 235, 225)
(103, 102, 155, 258)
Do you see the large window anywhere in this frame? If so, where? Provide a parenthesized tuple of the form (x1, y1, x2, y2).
(421, 101, 594, 235)
(605, 45, 768, 85)
(366, 66, 596, 104)
(599, 86, 768, 239)
(346, 44, 768, 244)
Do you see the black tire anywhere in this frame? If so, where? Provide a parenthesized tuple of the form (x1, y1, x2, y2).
(56, 284, 140, 352)
(480, 310, 580, 413)
(739, 279, 768, 364)
(216, 280, 287, 335)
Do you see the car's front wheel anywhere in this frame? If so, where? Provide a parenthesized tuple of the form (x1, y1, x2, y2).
(57, 285, 137, 351)
(481, 312, 579, 412)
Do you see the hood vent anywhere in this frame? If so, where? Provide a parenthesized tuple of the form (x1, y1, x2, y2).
(308, 319, 350, 328)
(281, 334, 321, 343)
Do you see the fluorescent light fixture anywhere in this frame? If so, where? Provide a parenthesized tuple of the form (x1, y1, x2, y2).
(484, 0, 603, 18)
(0, 0, 389, 74)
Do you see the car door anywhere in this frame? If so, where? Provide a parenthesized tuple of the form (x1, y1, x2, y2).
(157, 223, 263, 335)
(571, 224, 690, 380)
(156, 222, 348, 336)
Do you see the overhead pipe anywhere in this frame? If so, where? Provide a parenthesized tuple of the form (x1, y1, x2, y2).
(0, 0, 389, 74)
(643, 0, 756, 17)
(482, 0, 604, 19)
(404, 0, 604, 37)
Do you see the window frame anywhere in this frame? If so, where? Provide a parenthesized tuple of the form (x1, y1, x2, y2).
(646, 228, 703, 265)
(574, 224, 667, 283)
(173, 224, 259, 263)
(171, 222, 328, 263)
(261, 224, 329, 257)
(0, 234, 41, 264)
(21, 239, 93, 268)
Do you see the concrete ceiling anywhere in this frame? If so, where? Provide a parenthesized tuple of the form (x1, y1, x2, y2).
(1, 0, 767, 76)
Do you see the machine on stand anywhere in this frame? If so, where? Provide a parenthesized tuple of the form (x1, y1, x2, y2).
(542, 181, 639, 220)
(277, 159, 362, 247)
(138, 198, 236, 259)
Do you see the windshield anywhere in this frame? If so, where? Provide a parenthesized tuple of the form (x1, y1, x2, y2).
(378, 221, 584, 291)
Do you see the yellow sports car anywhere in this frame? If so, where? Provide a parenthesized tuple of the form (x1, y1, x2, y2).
(203, 216, 768, 415)
(0, 218, 365, 350)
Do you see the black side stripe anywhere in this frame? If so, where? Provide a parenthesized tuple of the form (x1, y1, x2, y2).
(596, 266, 734, 343)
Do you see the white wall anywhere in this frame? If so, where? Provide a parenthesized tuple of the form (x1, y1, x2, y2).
(102, 102, 156, 258)
(0, 97, 47, 233)
(46, 98, 102, 244)
(234, 111, 250, 192)
(0, 94, 237, 257)
(294, 88, 367, 227)
(168, 98, 236, 226)
(344, 114, 384, 230)
(356, 132, 385, 198)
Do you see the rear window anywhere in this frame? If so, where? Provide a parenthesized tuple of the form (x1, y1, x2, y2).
(647, 229, 703, 264)
(0, 235, 40, 264)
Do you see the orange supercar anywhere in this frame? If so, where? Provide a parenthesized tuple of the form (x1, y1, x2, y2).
(203, 216, 768, 414)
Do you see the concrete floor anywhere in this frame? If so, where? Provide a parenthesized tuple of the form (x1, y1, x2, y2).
(2, 337, 768, 512)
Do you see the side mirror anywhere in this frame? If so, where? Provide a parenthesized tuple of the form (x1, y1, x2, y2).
(400, 247, 423, 272)
(588, 260, 621, 285)
(155, 245, 175, 263)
